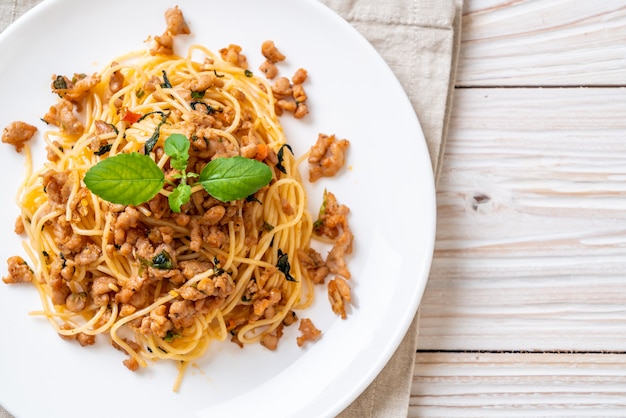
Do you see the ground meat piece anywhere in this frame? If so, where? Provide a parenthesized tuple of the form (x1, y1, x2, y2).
(152, 32, 174, 55)
(46, 140, 63, 162)
(42, 170, 71, 206)
(123, 357, 140, 371)
(202, 225, 229, 249)
(282, 310, 298, 326)
(51, 73, 101, 104)
(165, 6, 190, 35)
(50, 275, 71, 305)
(276, 99, 296, 113)
(179, 286, 208, 301)
(42, 99, 84, 136)
(298, 248, 329, 284)
(90, 275, 117, 306)
(261, 40, 286, 63)
(205, 272, 235, 299)
(58, 325, 95, 346)
(2, 256, 34, 284)
(115, 274, 149, 307)
(169, 299, 196, 328)
(147, 193, 170, 220)
(188, 218, 203, 252)
(94, 120, 116, 135)
(259, 60, 278, 79)
(76, 332, 96, 347)
(2, 121, 37, 152)
(328, 276, 351, 319)
(179, 260, 212, 279)
(260, 333, 280, 351)
(52, 217, 85, 254)
(314, 190, 350, 240)
(14, 216, 24, 235)
(186, 72, 224, 92)
(292, 68, 308, 85)
(294, 102, 309, 119)
(326, 227, 353, 279)
(115, 206, 141, 231)
(252, 288, 282, 319)
(140, 304, 173, 338)
(66, 292, 87, 312)
(296, 318, 321, 347)
(219, 44, 248, 69)
(260, 324, 284, 351)
(293, 84, 307, 103)
(308, 133, 350, 182)
(149, 6, 190, 57)
(108, 68, 124, 95)
(271, 77, 293, 98)
(74, 242, 101, 266)
(143, 75, 162, 93)
(201, 205, 226, 226)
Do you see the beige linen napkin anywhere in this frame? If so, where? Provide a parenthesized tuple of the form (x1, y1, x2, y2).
(324, 0, 462, 416)
(0, 0, 461, 417)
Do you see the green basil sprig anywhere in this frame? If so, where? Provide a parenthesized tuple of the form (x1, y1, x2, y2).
(83, 134, 272, 211)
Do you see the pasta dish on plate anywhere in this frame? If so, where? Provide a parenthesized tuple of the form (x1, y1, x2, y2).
(1, 6, 353, 391)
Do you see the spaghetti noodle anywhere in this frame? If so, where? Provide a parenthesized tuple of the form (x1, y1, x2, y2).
(3, 7, 353, 392)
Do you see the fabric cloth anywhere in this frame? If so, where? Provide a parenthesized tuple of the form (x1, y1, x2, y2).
(325, 0, 462, 416)
(0, 0, 461, 416)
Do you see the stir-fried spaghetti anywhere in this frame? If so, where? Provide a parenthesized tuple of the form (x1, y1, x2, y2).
(1, 7, 353, 391)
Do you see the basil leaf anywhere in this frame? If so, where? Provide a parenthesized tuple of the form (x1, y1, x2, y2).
(151, 250, 173, 270)
(276, 144, 293, 174)
(94, 144, 112, 156)
(160, 70, 172, 88)
(198, 156, 272, 202)
(168, 183, 191, 213)
(276, 249, 296, 282)
(164, 134, 190, 171)
(84, 152, 165, 205)
(190, 101, 215, 114)
(144, 111, 169, 154)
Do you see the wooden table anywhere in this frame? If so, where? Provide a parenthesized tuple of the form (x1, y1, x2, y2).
(410, 1, 626, 415)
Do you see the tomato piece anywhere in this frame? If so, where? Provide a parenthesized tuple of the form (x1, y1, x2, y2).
(122, 108, 141, 124)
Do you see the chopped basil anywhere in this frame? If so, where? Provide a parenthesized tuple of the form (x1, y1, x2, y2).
(191, 90, 205, 99)
(52, 75, 67, 90)
(164, 331, 181, 342)
(190, 101, 215, 114)
(144, 111, 169, 154)
(276, 249, 296, 282)
(160, 70, 172, 88)
(94, 144, 112, 156)
(276, 144, 293, 174)
(151, 250, 173, 270)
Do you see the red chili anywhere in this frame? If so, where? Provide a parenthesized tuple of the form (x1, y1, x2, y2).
(122, 109, 141, 124)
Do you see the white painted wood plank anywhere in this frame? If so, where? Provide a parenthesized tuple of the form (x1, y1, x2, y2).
(410, 352, 626, 417)
(418, 87, 626, 351)
(458, 0, 626, 86)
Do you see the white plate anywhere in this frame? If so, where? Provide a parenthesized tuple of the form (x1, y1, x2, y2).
(0, 1, 435, 417)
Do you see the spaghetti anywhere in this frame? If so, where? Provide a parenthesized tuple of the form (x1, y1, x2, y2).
(3, 7, 353, 392)
(3, 8, 353, 390)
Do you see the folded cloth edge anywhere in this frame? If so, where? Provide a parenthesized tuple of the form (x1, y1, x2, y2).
(334, 0, 463, 416)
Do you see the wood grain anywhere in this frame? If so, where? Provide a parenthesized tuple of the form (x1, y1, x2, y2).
(458, 0, 626, 86)
(419, 87, 626, 351)
(412, 0, 626, 414)
(410, 352, 626, 417)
